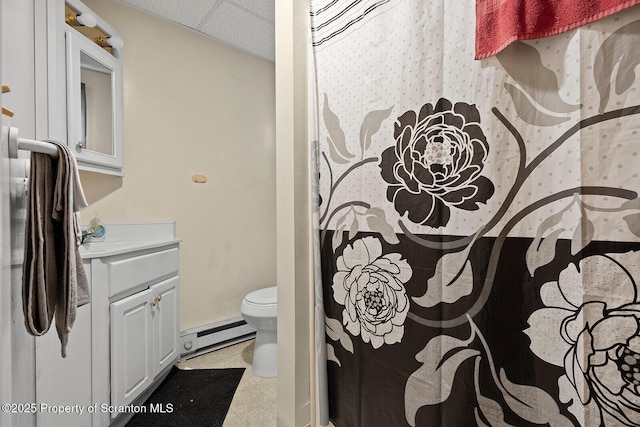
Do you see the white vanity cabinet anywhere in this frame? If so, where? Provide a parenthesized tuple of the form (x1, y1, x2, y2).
(33, 223, 180, 427)
(89, 242, 180, 424)
(80, 223, 180, 427)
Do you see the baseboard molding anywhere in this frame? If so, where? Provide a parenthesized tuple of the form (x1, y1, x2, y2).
(179, 316, 256, 359)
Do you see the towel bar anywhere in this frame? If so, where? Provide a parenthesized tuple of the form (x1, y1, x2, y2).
(4, 126, 59, 159)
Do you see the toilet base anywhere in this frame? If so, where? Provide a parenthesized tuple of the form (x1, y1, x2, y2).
(252, 329, 277, 377)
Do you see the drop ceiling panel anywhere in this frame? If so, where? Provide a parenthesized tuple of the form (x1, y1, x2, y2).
(200, 1, 274, 61)
(119, 0, 219, 28)
(117, 0, 274, 62)
(229, 0, 274, 23)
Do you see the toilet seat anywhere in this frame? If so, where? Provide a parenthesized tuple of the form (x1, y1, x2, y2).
(241, 286, 277, 318)
(244, 286, 277, 306)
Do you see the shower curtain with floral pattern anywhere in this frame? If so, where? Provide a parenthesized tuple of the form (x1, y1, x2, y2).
(311, 1, 640, 426)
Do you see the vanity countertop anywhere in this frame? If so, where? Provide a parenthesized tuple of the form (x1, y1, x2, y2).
(78, 221, 180, 259)
(79, 239, 181, 259)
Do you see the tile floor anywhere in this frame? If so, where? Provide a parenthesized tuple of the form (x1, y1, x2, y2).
(177, 339, 276, 427)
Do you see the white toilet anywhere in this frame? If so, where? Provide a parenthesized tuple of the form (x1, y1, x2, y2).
(240, 286, 277, 377)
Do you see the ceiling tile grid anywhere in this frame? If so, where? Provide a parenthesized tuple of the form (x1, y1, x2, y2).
(118, 0, 274, 62)
(118, 0, 217, 28)
(229, 0, 274, 23)
(199, 0, 275, 61)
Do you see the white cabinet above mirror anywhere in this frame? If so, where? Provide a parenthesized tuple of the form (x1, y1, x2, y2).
(65, 0, 124, 175)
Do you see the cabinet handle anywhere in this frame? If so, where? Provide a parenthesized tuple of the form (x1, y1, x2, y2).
(157, 294, 163, 302)
(75, 142, 83, 152)
(151, 298, 157, 307)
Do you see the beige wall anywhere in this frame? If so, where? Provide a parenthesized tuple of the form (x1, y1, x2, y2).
(80, 0, 276, 331)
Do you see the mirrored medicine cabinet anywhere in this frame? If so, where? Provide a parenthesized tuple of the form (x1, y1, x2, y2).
(65, 0, 124, 175)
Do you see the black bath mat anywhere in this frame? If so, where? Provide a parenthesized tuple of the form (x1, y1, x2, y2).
(126, 366, 245, 427)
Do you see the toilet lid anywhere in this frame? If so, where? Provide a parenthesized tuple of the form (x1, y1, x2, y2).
(245, 286, 277, 305)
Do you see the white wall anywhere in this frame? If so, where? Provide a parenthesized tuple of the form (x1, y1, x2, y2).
(80, 0, 277, 331)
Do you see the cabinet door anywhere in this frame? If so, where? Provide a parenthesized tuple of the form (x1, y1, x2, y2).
(151, 276, 179, 376)
(110, 288, 153, 412)
(65, 27, 124, 176)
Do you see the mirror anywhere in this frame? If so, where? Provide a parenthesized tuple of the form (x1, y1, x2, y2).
(80, 52, 113, 155)
(66, 28, 123, 174)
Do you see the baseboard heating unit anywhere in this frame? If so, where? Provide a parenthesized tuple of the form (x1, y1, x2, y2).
(180, 316, 256, 359)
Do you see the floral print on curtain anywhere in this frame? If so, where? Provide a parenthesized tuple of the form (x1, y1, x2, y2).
(311, 0, 640, 426)
(379, 99, 494, 228)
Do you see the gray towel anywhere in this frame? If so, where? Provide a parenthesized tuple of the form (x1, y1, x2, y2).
(23, 140, 89, 358)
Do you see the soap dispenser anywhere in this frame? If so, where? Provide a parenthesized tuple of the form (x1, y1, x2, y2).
(88, 213, 106, 241)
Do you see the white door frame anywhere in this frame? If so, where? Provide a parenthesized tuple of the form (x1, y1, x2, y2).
(0, 0, 15, 425)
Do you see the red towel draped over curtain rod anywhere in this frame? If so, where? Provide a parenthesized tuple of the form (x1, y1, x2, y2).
(475, 0, 640, 59)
